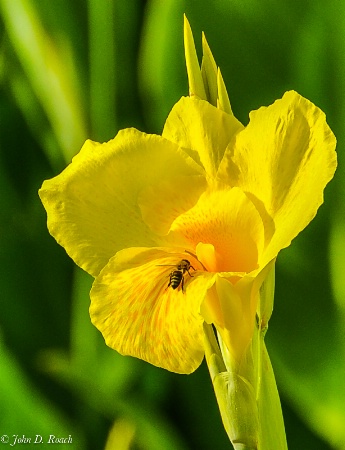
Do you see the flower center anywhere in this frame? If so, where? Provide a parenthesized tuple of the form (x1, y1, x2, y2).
(196, 238, 258, 273)
(169, 188, 264, 275)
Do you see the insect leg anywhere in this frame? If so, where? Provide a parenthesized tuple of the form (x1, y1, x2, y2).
(165, 273, 173, 290)
(186, 267, 196, 277)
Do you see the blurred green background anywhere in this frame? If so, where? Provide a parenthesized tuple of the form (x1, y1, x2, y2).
(0, 0, 344, 449)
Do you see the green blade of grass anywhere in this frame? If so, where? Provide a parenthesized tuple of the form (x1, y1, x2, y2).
(0, 0, 87, 163)
(87, 0, 117, 141)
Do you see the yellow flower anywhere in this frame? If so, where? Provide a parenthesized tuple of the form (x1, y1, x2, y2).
(39, 24, 337, 376)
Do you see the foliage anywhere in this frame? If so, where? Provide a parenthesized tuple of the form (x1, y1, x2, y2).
(0, 1, 344, 449)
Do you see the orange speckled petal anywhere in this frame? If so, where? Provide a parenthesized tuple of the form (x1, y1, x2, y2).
(170, 187, 265, 273)
(90, 247, 216, 374)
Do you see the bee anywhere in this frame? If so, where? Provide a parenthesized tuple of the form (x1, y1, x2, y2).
(157, 259, 196, 292)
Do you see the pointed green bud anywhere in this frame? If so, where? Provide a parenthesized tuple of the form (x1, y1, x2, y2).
(183, 15, 207, 100)
(217, 68, 233, 115)
(201, 32, 218, 106)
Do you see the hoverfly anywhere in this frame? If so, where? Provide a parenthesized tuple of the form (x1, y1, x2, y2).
(157, 259, 196, 292)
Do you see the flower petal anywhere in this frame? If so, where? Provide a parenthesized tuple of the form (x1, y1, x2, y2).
(163, 97, 243, 178)
(218, 91, 337, 264)
(170, 187, 265, 274)
(39, 129, 201, 276)
(201, 261, 274, 363)
(138, 174, 207, 236)
(90, 247, 215, 374)
(201, 276, 255, 363)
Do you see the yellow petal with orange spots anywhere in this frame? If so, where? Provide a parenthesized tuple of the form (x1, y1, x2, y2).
(169, 187, 265, 274)
(90, 247, 216, 374)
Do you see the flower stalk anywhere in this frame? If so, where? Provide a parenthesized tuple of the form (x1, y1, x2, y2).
(204, 265, 286, 450)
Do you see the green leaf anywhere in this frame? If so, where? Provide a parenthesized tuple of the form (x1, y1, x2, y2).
(88, 0, 117, 141)
(0, 0, 87, 162)
(0, 336, 85, 448)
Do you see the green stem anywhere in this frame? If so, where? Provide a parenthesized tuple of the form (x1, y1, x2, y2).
(203, 264, 287, 450)
(204, 324, 259, 449)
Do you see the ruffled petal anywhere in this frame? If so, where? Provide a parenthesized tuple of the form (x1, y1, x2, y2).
(218, 91, 337, 265)
(39, 129, 201, 276)
(163, 97, 243, 178)
(90, 247, 216, 374)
